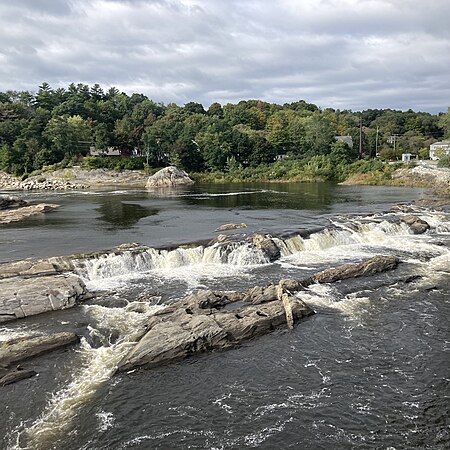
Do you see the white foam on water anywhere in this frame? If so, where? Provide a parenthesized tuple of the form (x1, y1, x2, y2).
(96, 411, 115, 432)
(0, 327, 38, 343)
(8, 302, 162, 450)
(76, 242, 270, 291)
(299, 284, 372, 317)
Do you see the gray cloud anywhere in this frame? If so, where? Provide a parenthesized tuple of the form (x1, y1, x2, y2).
(0, 0, 448, 112)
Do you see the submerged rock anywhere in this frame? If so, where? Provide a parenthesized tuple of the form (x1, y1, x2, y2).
(0, 203, 59, 224)
(0, 366, 36, 386)
(0, 332, 79, 366)
(146, 166, 194, 188)
(215, 223, 247, 232)
(0, 196, 28, 210)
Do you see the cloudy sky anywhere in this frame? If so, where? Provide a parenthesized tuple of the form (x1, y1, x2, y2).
(0, 0, 449, 112)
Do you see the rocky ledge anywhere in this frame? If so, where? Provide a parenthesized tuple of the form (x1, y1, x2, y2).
(146, 166, 194, 188)
(0, 332, 79, 386)
(116, 255, 399, 372)
(0, 195, 59, 224)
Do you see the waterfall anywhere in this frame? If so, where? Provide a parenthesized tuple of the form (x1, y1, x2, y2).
(72, 211, 450, 285)
(8, 302, 163, 450)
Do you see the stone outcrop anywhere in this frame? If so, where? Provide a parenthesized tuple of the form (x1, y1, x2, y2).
(0, 332, 79, 366)
(117, 286, 313, 372)
(0, 195, 59, 224)
(0, 203, 59, 224)
(215, 223, 247, 232)
(116, 255, 399, 373)
(0, 196, 28, 210)
(146, 166, 194, 188)
(0, 171, 21, 189)
(0, 274, 89, 323)
(400, 215, 430, 234)
(0, 332, 79, 386)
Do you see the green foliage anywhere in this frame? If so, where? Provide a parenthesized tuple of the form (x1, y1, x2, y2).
(437, 155, 450, 168)
(0, 83, 447, 178)
(81, 156, 146, 171)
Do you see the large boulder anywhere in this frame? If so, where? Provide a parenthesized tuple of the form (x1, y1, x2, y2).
(400, 215, 430, 234)
(146, 166, 194, 188)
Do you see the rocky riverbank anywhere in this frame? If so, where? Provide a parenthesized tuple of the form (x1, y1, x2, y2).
(0, 168, 148, 191)
(342, 164, 450, 195)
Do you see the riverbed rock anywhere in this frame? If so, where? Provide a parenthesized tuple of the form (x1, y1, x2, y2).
(0, 274, 89, 323)
(0, 203, 59, 224)
(400, 215, 430, 234)
(0, 332, 79, 366)
(308, 255, 400, 285)
(0, 366, 37, 386)
(116, 289, 313, 372)
(215, 223, 247, 232)
(251, 234, 281, 262)
(0, 332, 79, 386)
(116, 255, 400, 373)
(0, 196, 28, 210)
(146, 166, 194, 188)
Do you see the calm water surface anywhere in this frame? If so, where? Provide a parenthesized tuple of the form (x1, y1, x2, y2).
(1, 182, 449, 450)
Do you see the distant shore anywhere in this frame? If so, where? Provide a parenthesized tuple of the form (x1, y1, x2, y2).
(1, 165, 450, 199)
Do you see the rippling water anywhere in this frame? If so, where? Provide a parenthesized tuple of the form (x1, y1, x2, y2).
(1, 183, 449, 450)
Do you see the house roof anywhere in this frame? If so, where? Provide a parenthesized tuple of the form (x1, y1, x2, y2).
(431, 140, 450, 146)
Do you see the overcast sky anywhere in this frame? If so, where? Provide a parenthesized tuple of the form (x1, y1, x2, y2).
(0, 0, 449, 112)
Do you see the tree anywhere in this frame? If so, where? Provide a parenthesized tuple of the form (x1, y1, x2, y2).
(35, 83, 57, 111)
(438, 107, 450, 139)
(44, 115, 91, 159)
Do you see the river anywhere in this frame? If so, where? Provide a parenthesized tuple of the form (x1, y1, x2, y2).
(1, 182, 449, 450)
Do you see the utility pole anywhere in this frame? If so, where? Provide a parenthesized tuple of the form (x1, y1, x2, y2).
(359, 116, 363, 158)
(390, 134, 400, 158)
(375, 126, 379, 157)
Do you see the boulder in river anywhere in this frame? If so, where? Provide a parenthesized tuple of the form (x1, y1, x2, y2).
(215, 223, 247, 232)
(0, 203, 59, 224)
(0, 196, 28, 210)
(146, 166, 194, 188)
(400, 215, 430, 234)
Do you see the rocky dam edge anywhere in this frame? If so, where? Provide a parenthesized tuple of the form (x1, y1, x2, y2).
(0, 253, 400, 387)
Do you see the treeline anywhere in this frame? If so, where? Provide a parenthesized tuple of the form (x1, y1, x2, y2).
(0, 82, 449, 176)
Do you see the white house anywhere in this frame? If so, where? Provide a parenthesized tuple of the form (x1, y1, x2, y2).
(429, 140, 450, 160)
(89, 146, 121, 157)
(402, 153, 412, 162)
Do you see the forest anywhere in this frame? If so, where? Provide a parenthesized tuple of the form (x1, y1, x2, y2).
(0, 83, 449, 179)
